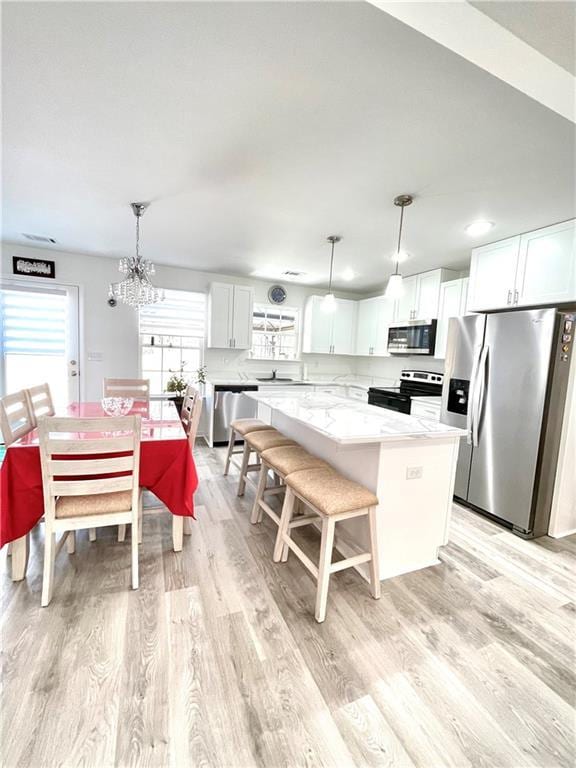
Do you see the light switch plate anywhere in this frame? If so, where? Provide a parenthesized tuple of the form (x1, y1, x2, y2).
(406, 466, 423, 480)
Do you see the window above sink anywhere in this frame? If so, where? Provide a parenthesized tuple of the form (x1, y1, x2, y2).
(249, 304, 300, 361)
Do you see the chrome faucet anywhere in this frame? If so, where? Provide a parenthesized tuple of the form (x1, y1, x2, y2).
(271, 369, 277, 380)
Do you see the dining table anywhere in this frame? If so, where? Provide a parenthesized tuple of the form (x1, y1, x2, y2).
(0, 400, 198, 580)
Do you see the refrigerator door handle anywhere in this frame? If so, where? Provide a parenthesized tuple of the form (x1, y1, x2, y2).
(472, 345, 489, 447)
(467, 342, 483, 444)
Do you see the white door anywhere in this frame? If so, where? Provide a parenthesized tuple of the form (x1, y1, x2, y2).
(395, 275, 418, 321)
(416, 270, 441, 318)
(467, 237, 520, 311)
(207, 283, 233, 348)
(231, 285, 254, 349)
(373, 296, 395, 355)
(355, 297, 377, 355)
(0, 279, 80, 409)
(515, 220, 576, 307)
(303, 296, 332, 354)
(332, 299, 357, 355)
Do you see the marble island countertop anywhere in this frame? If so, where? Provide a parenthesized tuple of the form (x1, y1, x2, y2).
(246, 392, 465, 445)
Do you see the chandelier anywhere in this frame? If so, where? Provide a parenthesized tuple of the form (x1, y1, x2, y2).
(109, 202, 164, 307)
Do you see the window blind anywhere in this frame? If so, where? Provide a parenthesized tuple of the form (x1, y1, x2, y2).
(1, 288, 67, 356)
(139, 289, 206, 336)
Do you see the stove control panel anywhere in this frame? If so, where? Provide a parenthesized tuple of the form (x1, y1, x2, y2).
(400, 370, 444, 384)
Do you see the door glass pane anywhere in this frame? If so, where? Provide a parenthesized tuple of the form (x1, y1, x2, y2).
(1, 286, 75, 411)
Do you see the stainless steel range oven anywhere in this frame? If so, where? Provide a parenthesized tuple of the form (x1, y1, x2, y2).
(387, 319, 437, 355)
(368, 370, 443, 414)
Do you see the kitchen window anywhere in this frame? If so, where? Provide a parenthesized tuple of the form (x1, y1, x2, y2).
(139, 289, 205, 395)
(250, 304, 299, 361)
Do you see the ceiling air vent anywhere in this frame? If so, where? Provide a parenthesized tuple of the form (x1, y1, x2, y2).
(283, 270, 305, 277)
(23, 233, 57, 244)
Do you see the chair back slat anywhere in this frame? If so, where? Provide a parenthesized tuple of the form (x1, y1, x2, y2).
(50, 456, 134, 475)
(180, 385, 198, 433)
(187, 395, 203, 447)
(103, 378, 150, 401)
(0, 391, 35, 446)
(26, 383, 55, 425)
(38, 415, 141, 513)
(52, 476, 134, 497)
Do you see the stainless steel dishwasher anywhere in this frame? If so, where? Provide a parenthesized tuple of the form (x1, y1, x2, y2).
(213, 384, 259, 445)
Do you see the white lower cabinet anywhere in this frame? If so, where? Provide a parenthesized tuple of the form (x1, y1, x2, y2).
(302, 296, 358, 355)
(435, 278, 469, 359)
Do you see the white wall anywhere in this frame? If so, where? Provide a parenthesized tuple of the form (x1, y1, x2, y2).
(1, 242, 364, 399)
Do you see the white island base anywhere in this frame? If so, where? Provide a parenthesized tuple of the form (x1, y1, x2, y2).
(251, 394, 463, 583)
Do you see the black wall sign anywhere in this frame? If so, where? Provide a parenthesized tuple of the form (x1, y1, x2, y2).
(12, 256, 56, 279)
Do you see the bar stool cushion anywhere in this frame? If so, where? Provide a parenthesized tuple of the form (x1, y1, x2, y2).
(245, 429, 297, 452)
(286, 468, 378, 516)
(230, 419, 270, 436)
(261, 445, 329, 476)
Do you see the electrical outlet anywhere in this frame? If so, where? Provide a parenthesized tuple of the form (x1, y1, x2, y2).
(406, 466, 423, 480)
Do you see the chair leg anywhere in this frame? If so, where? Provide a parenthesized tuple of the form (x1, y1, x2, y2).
(138, 493, 143, 544)
(367, 507, 381, 600)
(89, 528, 96, 542)
(118, 524, 127, 542)
(7, 542, 12, 556)
(172, 516, 184, 552)
(224, 427, 236, 475)
(183, 517, 192, 535)
(251, 463, 268, 524)
(237, 443, 251, 497)
(10, 534, 29, 581)
(315, 518, 336, 623)
(41, 530, 57, 607)
(66, 531, 76, 554)
(131, 515, 139, 590)
(274, 488, 296, 562)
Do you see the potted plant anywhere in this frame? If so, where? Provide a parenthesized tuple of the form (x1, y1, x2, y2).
(165, 362, 189, 415)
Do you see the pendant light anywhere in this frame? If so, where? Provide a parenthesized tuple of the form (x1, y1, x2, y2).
(109, 203, 164, 308)
(385, 194, 413, 299)
(322, 235, 341, 313)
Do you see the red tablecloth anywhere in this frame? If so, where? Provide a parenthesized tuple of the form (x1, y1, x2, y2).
(0, 403, 198, 547)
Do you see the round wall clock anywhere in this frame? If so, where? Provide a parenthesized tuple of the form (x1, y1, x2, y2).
(268, 284, 287, 304)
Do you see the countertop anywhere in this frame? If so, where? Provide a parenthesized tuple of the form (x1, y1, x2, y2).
(411, 396, 442, 406)
(207, 377, 380, 391)
(246, 391, 465, 445)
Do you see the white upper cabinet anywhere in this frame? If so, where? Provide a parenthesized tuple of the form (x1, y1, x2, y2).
(302, 296, 357, 355)
(435, 278, 469, 359)
(515, 220, 576, 307)
(355, 295, 395, 356)
(207, 282, 254, 349)
(467, 237, 520, 312)
(394, 268, 459, 322)
(467, 219, 576, 312)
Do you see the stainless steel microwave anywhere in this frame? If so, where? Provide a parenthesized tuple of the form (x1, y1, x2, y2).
(387, 319, 437, 355)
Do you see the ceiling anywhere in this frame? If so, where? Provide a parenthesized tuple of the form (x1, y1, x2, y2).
(2, 1, 575, 293)
(469, 1, 576, 75)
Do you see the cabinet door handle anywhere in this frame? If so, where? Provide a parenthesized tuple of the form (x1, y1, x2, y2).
(506, 290, 512, 305)
(513, 290, 519, 305)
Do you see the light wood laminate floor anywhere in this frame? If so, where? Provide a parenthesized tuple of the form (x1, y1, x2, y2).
(2, 444, 575, 768)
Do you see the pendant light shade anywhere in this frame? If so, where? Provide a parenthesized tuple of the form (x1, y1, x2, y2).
(385, 194, 413, 299)
(322, 235, 341, 313)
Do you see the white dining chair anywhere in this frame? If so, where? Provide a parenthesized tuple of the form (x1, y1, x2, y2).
(26, 383, 55, 426)
(0, 390, 35, 446)
(38, 415, 142, 606)
(103, 378, 150, 401)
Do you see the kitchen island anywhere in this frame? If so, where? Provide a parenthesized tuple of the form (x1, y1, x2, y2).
(246, 391, 465, 581)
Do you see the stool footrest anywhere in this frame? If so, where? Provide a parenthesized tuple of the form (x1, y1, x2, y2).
(288, 514, 318, 529)
(281, 534, 319, 579)
(330, 552, 372, 573)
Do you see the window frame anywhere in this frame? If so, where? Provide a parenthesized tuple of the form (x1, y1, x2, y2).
(249, 302, 301, 362)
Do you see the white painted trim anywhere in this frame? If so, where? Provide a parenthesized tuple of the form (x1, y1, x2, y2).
(549, 527, 576, 540)
(368, 0, 575, 123)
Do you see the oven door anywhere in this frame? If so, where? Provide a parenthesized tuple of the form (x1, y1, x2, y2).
(387, 320, 437, 355)
(368, 390, 411, 414)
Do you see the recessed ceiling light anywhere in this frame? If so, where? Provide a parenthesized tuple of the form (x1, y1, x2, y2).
(465, 220, 494, 237)
(390, 249, 409, 263)
(342, 267, 355, 281)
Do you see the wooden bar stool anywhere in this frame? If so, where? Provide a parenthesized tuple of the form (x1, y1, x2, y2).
(251, 445, 329, 530)
(273, 467, 380, 623)
(224, 419, 270, 476)
(237, 429, 296, 497)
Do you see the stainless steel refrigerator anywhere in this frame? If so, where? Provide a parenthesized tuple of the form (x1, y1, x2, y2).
(441, 308, 574, 538)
